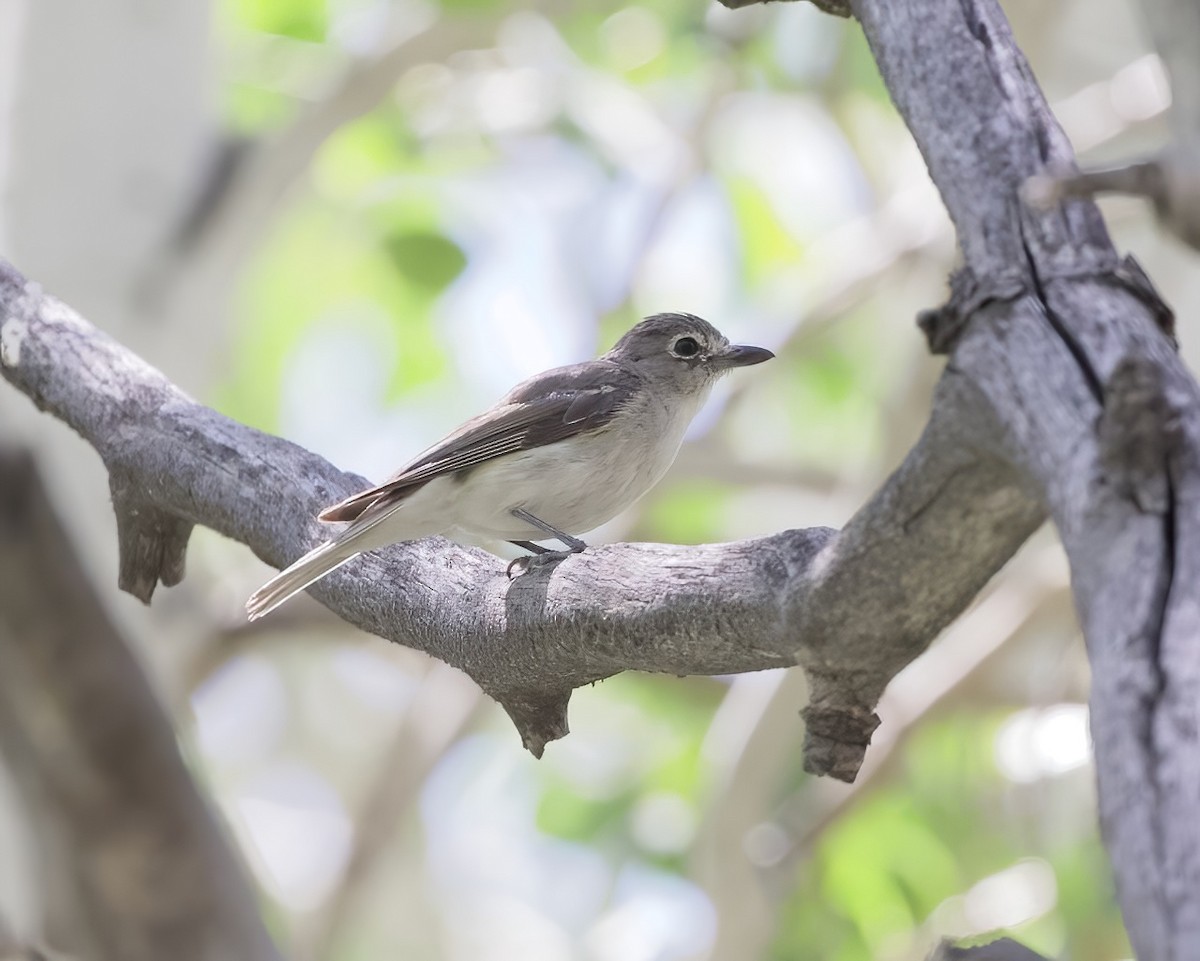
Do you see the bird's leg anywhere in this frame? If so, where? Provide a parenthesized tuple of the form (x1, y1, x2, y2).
(509, 540, 551, 554)
(511, 509, 587, 551)
(506, 509, 587, 578)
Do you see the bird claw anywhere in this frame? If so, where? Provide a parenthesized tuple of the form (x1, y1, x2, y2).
(506, 549, 579, 579)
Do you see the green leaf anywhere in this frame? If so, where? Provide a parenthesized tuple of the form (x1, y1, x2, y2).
(438, 0, 501, 13)
(537, 782, 632, 842)
(228, 0, 327, 41)
(641, 480, 731, 544)
(216, 201, 451, 428)
(727, 175, 805, 285)
(384, 231, 468, 293)
(225, 83, 293, 134)
(312, 114, 411, 200)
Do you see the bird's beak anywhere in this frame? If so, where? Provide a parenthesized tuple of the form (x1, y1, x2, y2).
(715, 344, 775, 369)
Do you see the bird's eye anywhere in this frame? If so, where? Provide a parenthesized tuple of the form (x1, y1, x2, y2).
(672, 336, 701, 358)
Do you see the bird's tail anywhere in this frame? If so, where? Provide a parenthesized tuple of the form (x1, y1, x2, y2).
(246, 491, 431, 621)
(245, 538, 360, 621)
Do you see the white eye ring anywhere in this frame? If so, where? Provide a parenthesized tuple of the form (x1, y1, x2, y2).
(671, 336, 701, 358)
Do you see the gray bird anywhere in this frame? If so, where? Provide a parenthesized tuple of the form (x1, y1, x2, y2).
(246, 313, 773, 619)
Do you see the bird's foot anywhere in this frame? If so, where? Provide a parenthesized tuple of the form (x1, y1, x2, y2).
(506, 548, 581, 579)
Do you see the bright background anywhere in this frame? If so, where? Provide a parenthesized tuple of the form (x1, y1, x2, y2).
(2, 0, 1197, 958)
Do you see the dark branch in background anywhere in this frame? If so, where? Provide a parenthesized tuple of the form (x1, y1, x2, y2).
(928, 938, 1054, 961)
(0, 259, 1035, 777)
(0, 450, 281, 961)
(142, 7, 551, 311)
(1021, 0, 1200, 250)
(718, 0, 849, 15)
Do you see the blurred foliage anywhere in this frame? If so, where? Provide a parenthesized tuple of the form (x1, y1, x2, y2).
(189, 0, 1139, 958)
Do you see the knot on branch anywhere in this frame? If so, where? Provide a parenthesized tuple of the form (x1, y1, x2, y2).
(109, 475, 194, 604)
(497, 688, 572, 758)
(804, 0, 851, 15)
(800, 702, 880, 783)
(919, 257, 1174, 358)
(1110, 255, 1176, 349)
(918, 268, 1028, 354)
(1098, 355, 1177, 515)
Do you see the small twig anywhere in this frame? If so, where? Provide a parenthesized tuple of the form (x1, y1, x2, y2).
(1020, 0, 1200, 251)
(1022, 154, 1200, 251)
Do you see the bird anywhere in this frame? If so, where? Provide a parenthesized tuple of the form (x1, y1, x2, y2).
(246, 312, 773, 620)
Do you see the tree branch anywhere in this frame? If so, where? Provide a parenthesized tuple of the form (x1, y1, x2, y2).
(777, 558, 1070, 876)
(0, 449, 280, 961)
(1021, 0, 1200, 250)
(0, 256, 1040, 775)
(853, 0, 1200, 957)
(928, 938, 1053, 961)
(716, 0, 850, 16)
(5, 20, 1197, 961)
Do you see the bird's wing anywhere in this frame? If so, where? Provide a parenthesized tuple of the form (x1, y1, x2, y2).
(319, 360, 641, 522)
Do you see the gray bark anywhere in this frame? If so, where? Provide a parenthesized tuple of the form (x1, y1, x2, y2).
(0, 0, 1198, 957)
(0, 450, 281, 961)
(0, 259, 1036, 773)
(854, 0, 1198, 958)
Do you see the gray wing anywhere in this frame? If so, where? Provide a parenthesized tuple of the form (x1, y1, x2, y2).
(319, 360, 640, 522)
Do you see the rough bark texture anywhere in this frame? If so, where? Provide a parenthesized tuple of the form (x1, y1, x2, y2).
(0, 259, 1038, 771)
(0, 450, 281, 961)
(1, 0, 1198, 956)
(853, 1, 1199, 958)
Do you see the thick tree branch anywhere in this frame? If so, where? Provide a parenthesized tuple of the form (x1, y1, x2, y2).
(0, 257, 1038, 775)
(4, 22, 1197, 961)
(854, 0, 1200, 957)
(0, 450, 280, 961)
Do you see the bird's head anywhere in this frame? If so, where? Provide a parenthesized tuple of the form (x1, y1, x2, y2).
(606, 313, 774, 389)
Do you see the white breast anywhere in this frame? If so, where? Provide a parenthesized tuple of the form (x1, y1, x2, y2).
(447, 383, 713, 541)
